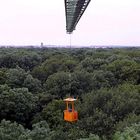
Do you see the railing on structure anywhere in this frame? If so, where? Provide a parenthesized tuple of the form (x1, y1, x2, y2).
(64, 0, 91, 34)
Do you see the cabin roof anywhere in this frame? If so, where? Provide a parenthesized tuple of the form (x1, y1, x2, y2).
(64, 97, 77, 102)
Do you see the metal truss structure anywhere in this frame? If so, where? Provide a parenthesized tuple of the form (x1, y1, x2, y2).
(64, 0, 91, 34)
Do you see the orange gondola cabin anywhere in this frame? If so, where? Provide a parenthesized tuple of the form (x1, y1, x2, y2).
(63, 97, 78, 122)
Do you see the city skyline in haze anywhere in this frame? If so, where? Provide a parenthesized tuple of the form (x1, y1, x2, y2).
(0, 0, 140, 46)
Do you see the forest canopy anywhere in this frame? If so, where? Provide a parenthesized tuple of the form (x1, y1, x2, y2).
(0, 47, 140, 140)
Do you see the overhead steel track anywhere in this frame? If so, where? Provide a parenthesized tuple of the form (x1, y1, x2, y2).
(64, 0, 91, 34)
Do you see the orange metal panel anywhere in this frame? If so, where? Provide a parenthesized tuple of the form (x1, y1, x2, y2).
(64, 110, 78, 122)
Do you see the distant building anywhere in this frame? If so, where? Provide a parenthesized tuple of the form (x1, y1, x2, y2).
(41, 42, 43, 47)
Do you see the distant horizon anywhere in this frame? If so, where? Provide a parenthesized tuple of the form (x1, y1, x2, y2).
(0, 44, 140, 48)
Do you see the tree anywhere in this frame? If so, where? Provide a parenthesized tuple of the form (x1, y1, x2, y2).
(44, 72, 70, 98)
(32, 55, 77, 82)
(106, 59, 140, 84)
(29, 121, 51, 140)
(0, 69, 7, 84)
(0, 87, 38, 125)
(0, 53, 18, 68)
(0, 119, 29, 140)
(78, 109, 115, 136)
(115, 114, 140, 132)
(81, 57, 107, 72)
(32, 66, 48, 83)
(92, 70, 117, 89)
(18, 52, 42, 71)
(44, 71, 93, 98)
(0, 47, 140, 139)
(23, 74, 42, 93)
(0, 120, 52, 140)
(71, 71, 93, 96)
(113, 123, 140, 140)
(78, 134, 101, 140)
(38, 100, 65, 129)
(79, 84, 140, 136)
(5, 67, 27, 88)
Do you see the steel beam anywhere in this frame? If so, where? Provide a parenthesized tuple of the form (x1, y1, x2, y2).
(64, 0, 91, 33)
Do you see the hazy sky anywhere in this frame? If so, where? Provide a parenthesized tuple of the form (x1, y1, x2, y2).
(0, 0, 140, 46)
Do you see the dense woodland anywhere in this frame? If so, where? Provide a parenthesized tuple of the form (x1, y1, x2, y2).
(0, 47, 140, 140)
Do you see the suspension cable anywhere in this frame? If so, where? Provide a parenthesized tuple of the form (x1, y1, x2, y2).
(69, 33, 72, 97)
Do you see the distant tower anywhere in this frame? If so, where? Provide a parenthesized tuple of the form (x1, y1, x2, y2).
(41, 42, 43, 47)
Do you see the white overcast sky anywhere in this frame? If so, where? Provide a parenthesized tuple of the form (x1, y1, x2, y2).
(0, 0, 140, 46)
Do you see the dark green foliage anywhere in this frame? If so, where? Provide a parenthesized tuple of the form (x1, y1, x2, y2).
(29, 121, 51, 140)
(44, 70, 93, 98)
(71, 71, 93, 96)
(80, 57, 107, 72)
(105, 59, 140, 84)
(92, 70, 117, 89)
(78, 134, 101, 140)
(37, 100, 65, 129)
(44, 72, 70, 98)
(0, 48, 42, 70)
(6, 67, 27, 88)
(32, 55, 77, 82)
(0, 119, 29, 140)
(113, 123, 140, 140)
(5, 67, 42, 93)
(0, 120, 52, 140)
(17, 52, 42, 71)
(0, 86, 38, 125)
(115, 114, 140, 131)
(79, 84, 140, 136)
(0, 47, 140, 140)
(0, 69, 7, 84)
(23, 74, 42, 93)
